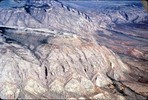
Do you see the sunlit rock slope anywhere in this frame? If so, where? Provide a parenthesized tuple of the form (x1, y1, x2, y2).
(0, 0, 148, 99)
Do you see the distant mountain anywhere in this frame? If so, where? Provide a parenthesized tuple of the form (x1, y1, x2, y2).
(0, 0, 94, 40)
(61, 0, 148, 28)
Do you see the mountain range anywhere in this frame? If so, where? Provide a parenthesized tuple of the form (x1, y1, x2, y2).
(0, 0, 148, 99)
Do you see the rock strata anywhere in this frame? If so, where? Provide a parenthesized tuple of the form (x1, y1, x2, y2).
(0, 0, 148, 99)
(0, 29, 146, 99)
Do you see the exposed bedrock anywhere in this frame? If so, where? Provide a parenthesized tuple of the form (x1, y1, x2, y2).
(0, 0, 148, 99)
(0, 31, 147, 99)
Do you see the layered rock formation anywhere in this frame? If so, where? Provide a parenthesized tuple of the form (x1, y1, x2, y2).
(0, 27, 142, 99)
(0, 0, 148, 99)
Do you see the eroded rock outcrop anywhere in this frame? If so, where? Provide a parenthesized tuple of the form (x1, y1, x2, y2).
(0, 28, 146, 99)
(0, 0, 148, 99)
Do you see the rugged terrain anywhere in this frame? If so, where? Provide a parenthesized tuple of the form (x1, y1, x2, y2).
(0, 0, 148, 99)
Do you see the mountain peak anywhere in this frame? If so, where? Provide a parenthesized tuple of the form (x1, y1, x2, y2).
(0, 0, 94, 41)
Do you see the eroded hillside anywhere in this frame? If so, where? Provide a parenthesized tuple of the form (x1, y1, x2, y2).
(0, 0, 148, 99)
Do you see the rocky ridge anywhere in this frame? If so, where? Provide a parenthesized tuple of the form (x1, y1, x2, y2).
(0, 0, 148, 99)
(0, 0, 93, 37)
(0, 25, 147, 99)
